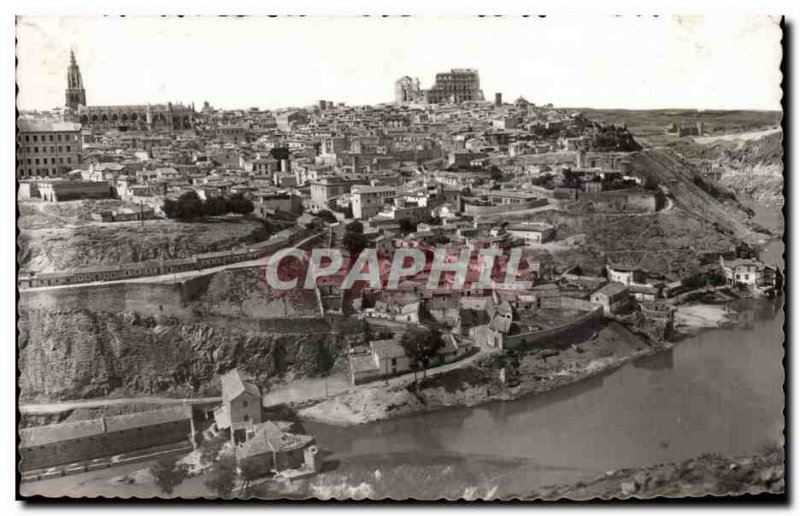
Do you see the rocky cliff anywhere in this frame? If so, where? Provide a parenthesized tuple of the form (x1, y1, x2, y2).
(669, 130, 784, 207)
(18, 308, 345, 402)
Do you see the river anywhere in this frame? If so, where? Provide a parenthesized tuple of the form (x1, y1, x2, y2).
(739, 193, 784, 269)
(303, 200, 785, 497)
(304, 297, 783, 495)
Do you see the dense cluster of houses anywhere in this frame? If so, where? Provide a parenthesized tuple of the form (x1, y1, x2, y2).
(18, 87, 652, 228)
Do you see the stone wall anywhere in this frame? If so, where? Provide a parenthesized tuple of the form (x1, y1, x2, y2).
(463, 197, 548, 216)
(20, 417, 193, 471)
(503, 304, 604, 351)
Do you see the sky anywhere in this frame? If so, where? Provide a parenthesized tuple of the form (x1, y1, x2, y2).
(15, 15, 783, 111)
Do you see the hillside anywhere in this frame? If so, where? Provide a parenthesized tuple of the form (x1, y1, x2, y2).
(17, 200, 267, 273)
(668, 130, 783, 207)
(17, 308, 345, 401)
(525, 448, 784, 500)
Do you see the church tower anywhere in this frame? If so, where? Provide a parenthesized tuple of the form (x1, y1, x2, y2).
(65, 49, 86, 111)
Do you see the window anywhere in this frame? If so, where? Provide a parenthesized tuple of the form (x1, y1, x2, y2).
(243, 414, 249, 422)
(33, 135, 38, 142)
(66, 145, 71, 152)
(24, 135, 29, 142)
(243, 400, 248, 408)
(34, 147, 38, 153)
(49, 135, 54, 142)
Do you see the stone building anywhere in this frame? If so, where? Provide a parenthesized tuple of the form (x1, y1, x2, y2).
(395, 69, 485, 105)
(425, 69, 485, 104)
(235, 421, 321, 478)
(19, 405, 195, 472)
(17, 120, 83, 178)
(589, 282, 631, 315)
(65, 49, 86, 111)
(36, 179, 111, 202)
(213, 369, 263, 445)
(351, 185, 396, 219)
(65, 50, 194, 131)
(394, 76, 423, 104)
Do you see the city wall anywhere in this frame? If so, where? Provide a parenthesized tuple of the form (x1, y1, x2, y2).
(463, 198, 548, 216)
(503, 302, 604, 351)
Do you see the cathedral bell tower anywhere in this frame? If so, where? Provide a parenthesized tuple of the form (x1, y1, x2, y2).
(65, 49, 86, 111)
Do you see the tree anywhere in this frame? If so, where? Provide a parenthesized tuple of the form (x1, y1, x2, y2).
(161, 198, 179, 219)
(199, 433, 228, 466)
(238, 459, 263, 499)
(204, 196, 229, 217)
(164, 191, 204, 221)
(204, 453, 238, 499)
(316, 210, 338, 223)
(343, 230, 368, 257)
(490, 167, 504, 181)
(150, 456, 189, 496)
(226, 193, 254, 215)
(359, 319, 373, 344)
(400, 326, 445, 379)
(345, 220, 364, 234)
(398, 217, 416, 234)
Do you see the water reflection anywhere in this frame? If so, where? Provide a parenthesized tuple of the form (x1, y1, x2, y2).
(634, 348, 674, 371)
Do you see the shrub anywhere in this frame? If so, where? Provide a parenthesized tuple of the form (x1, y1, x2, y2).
(204, 454, 238, 499)
(150, 456, 189, 496)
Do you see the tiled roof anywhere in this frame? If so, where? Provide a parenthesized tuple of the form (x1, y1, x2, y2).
(237, 421, 315, 459)
(593, 282, 629, 297)
(371, 339, 407, 360)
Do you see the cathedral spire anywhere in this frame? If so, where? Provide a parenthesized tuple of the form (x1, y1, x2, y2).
(65, 48, 86, 111)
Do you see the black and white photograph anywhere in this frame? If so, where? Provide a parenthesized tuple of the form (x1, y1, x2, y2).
(10, 8, 790, 506)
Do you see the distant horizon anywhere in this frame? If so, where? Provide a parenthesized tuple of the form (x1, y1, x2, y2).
(16, 16, 782, 112)
(17, 103, 783, 114)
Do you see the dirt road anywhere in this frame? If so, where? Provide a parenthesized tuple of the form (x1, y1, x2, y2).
(19, 396, 221, 414)
(693, 126, 781, 144)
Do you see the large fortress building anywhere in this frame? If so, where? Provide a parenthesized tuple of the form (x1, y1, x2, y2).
(65, 50, 195, 132)
(395, 68, 485, 105)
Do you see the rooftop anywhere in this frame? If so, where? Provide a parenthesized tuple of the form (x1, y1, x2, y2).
(221, 369, 261, 403)
(370, 339, 407, 360)
(593, 282, 630, 298)
(18, 120, 81, 132)
(237, 421, 315, 459)
(20, 405, 193, 448)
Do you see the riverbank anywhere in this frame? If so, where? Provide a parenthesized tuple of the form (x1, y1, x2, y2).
(674, 303, 733, 332)
(524, 447, 784, 500)
(298, 320, 667, 426)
